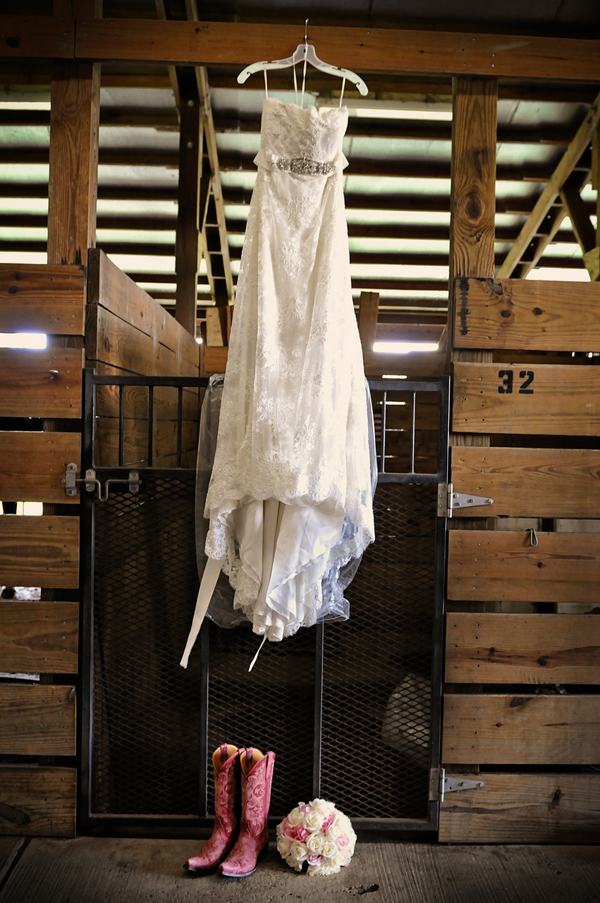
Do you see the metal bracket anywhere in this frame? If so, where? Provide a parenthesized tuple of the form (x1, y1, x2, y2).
(430, 767, 485, 802)
(437, 483, 494, 518)
(63, 464, 141, 501)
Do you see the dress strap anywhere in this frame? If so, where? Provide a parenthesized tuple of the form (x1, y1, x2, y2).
(179, 556, 222, 668)
(339, 75, 347, 108)
(263, 62, 269, 98)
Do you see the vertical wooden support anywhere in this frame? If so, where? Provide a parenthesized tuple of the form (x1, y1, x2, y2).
(358, 291, 380, 356)
(448, 76, 497, 442)
(175, 68, 203, 337)
(47, 0, 101, 267)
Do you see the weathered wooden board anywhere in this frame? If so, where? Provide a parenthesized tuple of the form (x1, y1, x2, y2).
(0, 264, 85, 334)
(439, 772, 600, 843)
(95, 418, 199, 468)
(86, 304, 198, 378)
(442, 694, 600, 764)
(0, 685, 76, 756)
(0, 515, 79, 588)
(0, 766, 76, 837)
(0, 601, 78, 674)
(87, 249, 200, 369)
(0, 431, 81, 504)
(74, 19, 600, 82)
(453, 278, 600, 351)
(448, 530, 600, 603)
(0, 16, 74, 60)
(0, 348, 83, 419)
(453, 362, 600, 435)
(445, 613, 600, 684)
(451, 446, 600, 518)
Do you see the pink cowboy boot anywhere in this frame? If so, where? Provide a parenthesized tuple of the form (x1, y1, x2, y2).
(219, 746, 275, 878)
(185, 744, 241, 873)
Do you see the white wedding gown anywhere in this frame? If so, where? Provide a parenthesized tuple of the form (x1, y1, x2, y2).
(181, 97, 374, 666)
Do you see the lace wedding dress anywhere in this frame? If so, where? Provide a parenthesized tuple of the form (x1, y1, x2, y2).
(181, 97, 375, 667)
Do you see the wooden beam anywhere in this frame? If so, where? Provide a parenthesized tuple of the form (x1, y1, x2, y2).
(453, 362, 600, 436)
(448, 530, 600, 603)
(0, 431, 82, 504)
(497, 90, 600, 279)
(443, 694, 600, 764)
(0, 515, 79, 588)
(451, 447, 600, 519)
(439, 772, 600, 843)
(68, 19, 600, 83)
(0, 601, 79, 674)
(0, 264, 85, 335)
(0, 685, 76, 756)
(174, 67, 202, 337)
(358, 291, 380, 356)
(0, 15, 74, 60)
(445, 613, 600, 684)
(453, 277, 600, 351)
(0, 348, 83, 419)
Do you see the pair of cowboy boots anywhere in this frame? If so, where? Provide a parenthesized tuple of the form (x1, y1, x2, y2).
(186, 743, 276, 879)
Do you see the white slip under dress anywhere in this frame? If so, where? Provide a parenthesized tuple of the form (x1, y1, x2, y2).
(181, 97, 375, 668)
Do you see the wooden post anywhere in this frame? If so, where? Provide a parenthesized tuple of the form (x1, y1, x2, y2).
(358, 290, 380, 356)
(47, 1, 101, 268)
(175, 67, 203, 337)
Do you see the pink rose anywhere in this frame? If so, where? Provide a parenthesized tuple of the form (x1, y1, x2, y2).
(307, 854, 322, 866)
(321, 814, 335, 831)
(338, 834, 349, 847)
(294, 826, 309, 842)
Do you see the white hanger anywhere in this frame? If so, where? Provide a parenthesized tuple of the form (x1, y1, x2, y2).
(237, 19, 368, 97)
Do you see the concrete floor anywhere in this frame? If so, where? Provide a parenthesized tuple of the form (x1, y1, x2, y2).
(1, 836, 599, 903)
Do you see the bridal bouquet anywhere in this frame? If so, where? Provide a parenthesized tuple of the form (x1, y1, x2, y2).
(276, 798, 357, 877)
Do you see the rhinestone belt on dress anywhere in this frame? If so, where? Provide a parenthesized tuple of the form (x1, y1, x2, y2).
(273, 157, 336, 175)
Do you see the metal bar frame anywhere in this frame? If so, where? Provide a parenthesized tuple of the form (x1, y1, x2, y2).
(78, 371, 450, 835)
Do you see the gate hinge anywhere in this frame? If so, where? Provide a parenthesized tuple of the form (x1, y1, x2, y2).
(430, 768, 485, 802)
(437, 483, 494, 518)
(63, 464, 141, 501)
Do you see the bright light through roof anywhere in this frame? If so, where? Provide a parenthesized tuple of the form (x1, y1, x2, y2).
(318, 99, 452, 120)
(373, 341, 439, 354)
(0, 101, 51, 110)
(0, 333, 47, 349)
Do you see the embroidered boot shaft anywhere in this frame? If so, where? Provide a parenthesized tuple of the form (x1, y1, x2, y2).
(220, 746, 276, 878)
(186, 744, 240, 873)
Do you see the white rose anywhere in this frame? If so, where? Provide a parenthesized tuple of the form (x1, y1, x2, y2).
(321, 839, 338, 860)
(308, 862, 341, 877)
(277, 836, 293, 857)
(289, 841, 308, 863)
(304, 810, 321, 831)
(326, 822, 341, 840)
(286, 807, 303, 826)
(306, 832, 325, 854)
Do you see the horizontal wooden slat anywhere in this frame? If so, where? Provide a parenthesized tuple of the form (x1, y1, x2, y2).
(95, 418, 198, 468)
(445, 613, 600, 684)
(442, 693, 600, 764)
(74, 19, 600, 82)
(453, 278, 600, 351)
(0, 431, 81, 504)
(0, 601, 78, 674)
(86, 304, 198, 378)
(451, 447, 600, 518)
(0, 515, 79, 588)
(453, 362, 600, 435)
(0, 766, 75, 837)
(87, 249, 200, 369)
(0, 685, 76, 756)
(439, 773, 600, 843)
(0, 348, 83, 419)
(0, 264, 85, 335)
(448, 530, 600, 603)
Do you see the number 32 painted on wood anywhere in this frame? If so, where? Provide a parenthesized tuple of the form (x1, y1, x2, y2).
(498, 369, 535, 394)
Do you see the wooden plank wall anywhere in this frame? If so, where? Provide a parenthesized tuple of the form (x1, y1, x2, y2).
(441, 274, 600, 843)
(86, 249, 201, 467)
(0, 262, 83, 837)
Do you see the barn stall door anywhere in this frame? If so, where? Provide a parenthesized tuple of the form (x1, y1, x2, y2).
(80, 373, 450, 833)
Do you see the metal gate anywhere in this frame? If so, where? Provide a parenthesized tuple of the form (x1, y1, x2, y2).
(79, 370, 450, 833)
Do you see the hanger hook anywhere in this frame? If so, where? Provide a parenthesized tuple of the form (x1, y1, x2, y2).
(305, 17, 309, 44)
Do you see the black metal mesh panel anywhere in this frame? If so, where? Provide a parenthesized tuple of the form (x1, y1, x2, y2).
(320, 483, 437, 819)
(206, 622, 316, 819)
(92, 477, 202, 815)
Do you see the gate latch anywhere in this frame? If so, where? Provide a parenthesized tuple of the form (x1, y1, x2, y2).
(64, 464, 141, 501)
(437, 483, 494, 518)
(430, 768, 485, 802)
